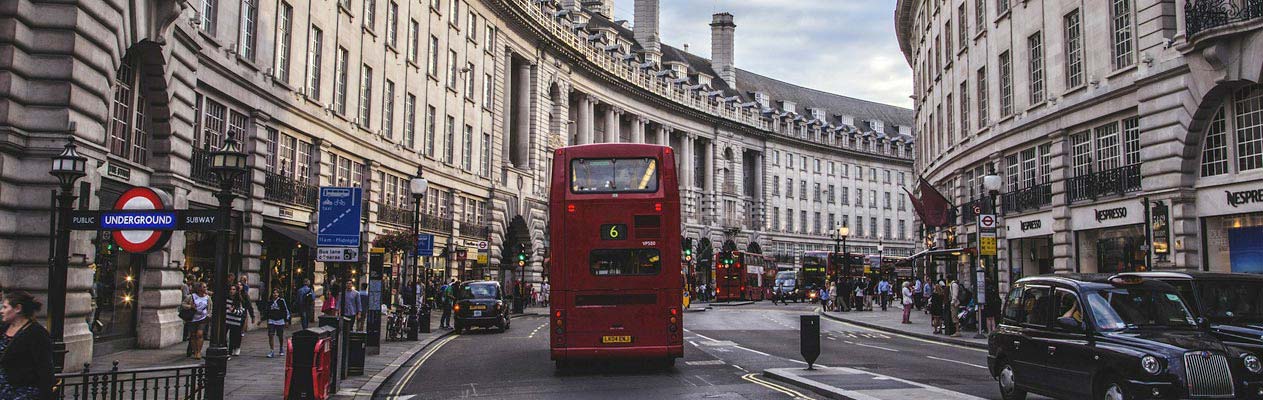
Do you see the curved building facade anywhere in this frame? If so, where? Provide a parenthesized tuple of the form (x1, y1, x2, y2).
(0, 0, 914, 366)
(896, 0, 1263, 290)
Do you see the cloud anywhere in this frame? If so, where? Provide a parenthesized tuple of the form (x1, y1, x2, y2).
(614, 0, 913, 109)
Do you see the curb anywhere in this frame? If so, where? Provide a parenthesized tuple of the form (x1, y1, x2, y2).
(762, 369, 856, 400)
(354, 329, 457, 399)
(816, 310, 987, 350)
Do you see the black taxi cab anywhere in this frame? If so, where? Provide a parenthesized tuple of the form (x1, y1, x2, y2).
(453, 280, 511, 333)
(1135, 271, 1263, 353)
(989, 274, 1263, 400)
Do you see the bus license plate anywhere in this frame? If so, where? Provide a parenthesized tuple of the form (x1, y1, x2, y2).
(473, 311, 482, 317)
(602, 335, 632, 344)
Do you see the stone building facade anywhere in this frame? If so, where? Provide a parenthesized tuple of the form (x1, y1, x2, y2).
(0, 0, 914, 368)
(896, 0, 1263, 289)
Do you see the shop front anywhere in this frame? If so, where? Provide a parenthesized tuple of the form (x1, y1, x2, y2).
(1199, 182, 1263, 273)
(1072, 200, 1148, 273)
(1005, 212, 1054, 281)
(262, 221, 317, 305)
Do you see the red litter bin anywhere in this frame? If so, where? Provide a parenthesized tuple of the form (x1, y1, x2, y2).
(285, 326, 336, 399)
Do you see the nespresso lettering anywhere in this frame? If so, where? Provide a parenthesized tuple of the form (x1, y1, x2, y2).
(1095, 207, 1128, 222)
(1020, 220, 1041, 231)
(1227, 189, 1263, 207)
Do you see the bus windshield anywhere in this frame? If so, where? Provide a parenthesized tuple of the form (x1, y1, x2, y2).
(775, 271, 796, 287)
(571, 158, 658, 193)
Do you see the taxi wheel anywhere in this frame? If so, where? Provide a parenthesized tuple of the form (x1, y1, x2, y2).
(1099, 378, 1128, 400)
(453, 322, 463, 333)
(997, 361, 1027, 400)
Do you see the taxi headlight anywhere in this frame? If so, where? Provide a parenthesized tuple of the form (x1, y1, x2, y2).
(1141, 355, 1162, 375)
(1244, 354, 1262, 374)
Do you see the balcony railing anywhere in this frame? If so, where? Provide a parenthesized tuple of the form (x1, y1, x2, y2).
(1067, 164, 1142, 202)
(378, 204, 414, 226)
(419, 212, 453, 232)
(57, 362, 205, 400)
(458, 222, 490, 238)
(1001, 183, 1052, 215)
(190, 147, 247, 194)
(264, 172, 318, 207)
(1185, 0, 1263, 37)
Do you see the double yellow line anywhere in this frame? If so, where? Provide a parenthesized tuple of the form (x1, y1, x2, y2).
(387, 334, 461, 398)
(741, 373, 816, 400)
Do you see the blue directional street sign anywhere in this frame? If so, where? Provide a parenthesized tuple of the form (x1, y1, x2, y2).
(317, 187, 363, 247)
(416, 233, 435, 256)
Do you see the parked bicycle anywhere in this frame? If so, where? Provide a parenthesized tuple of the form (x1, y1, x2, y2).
(386, 305, 412, 341)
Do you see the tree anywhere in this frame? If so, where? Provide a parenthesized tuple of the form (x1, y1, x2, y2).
(372, 230, 414, 254)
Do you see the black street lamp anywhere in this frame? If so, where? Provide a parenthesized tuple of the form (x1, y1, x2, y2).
(206, 136, 248, 399)
(48, 139, 87, 373)
(831, 226, 849, 277)
(408, 166, 428, 340)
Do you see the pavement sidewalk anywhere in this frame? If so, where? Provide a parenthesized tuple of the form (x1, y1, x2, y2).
(818, 303, 987, 349)
(764, 366, 987, 400)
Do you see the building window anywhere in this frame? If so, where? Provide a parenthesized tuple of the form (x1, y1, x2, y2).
(1095, 122, 1122, 171)
(1021, 148, 1037, 188)
(387, 2, 398, 48)
(999, 51, 1013, 117)
(404, 92, 416, 148)
(482, 73, 493, 108)
(448, 0, 459, 25)
(786, 179, 793, 199)
(996, 0, 1009, 15)
(1005, 154, 1020, 191)
(359, 65, 373, 127)
(463, 125, 474, 170)
(201, 0, 218, 35)
(384, 80, 395, 139)
(1123, 117, 1140, 166)
(444, 115, 455, 163)
(813, 183, 821, 202)
(977, 67, 989, 126)
(1038, 143, 1052, 183)
(958, 4, 968, 50)
(1111, 0, 1134, 70)
(364, 0, 377, 31)
(884, 192, 892, 209)
(198, 97, 226, 150)
(407, 19, 419, 63)
(107, 57, 151, 164)
(426, 105, 437, 157)
(841, 187, 849, 205)
(275, 2, 293, 82)
(827, 184, 836, 203)
(334, 47, 349, 115)
(429, 35, 440, 76)
(1071, 131, 1093, 176)
(947, 93, 954, 139)
(1028, 32, 1044, 104)
(772, 207, 780, 231)
(1064, 9, 1084, 88)
(975, 0, 985, 34)
(238, 0, 257, 60)
(898, 220, 907, 240)
(485, 24, 496, 49)
(1201, 86, 1263, 176)
(944, 22, 953, 61)
(800, 181, 807, 199)
(960, 81, 970, 134)
(869, 189, 877, 208)
(772, 176, 780, 196)
(801, 211, 809, 234)
(482, 132, 492, 176)
(307, 26, 323, 98)
(468, 13, 478, 42)
(447, 50, 459, 88)
(898, 193, 906, 211)
(465, 62, 476, 96)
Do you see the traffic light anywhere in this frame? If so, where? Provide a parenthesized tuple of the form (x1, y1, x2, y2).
(682, 238, 693, 262)
(516, 243, 528, 268)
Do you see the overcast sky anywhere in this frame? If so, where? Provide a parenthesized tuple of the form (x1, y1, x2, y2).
(610, 0, 912, 109)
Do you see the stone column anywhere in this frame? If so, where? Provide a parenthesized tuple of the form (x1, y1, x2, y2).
(1048, 130, 1074, 274)
(605, 106, 621, 143)
(514, 62, 532, 167)
(704, 138, 715, 221)
(632, 117, 646, 143)
(502, 52, 515, 162)
(581, 97, 595, 144)
(753, 151, 764, 228)
(683, 133, 695, 188)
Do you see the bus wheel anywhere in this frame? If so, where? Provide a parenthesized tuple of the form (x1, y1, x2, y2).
(659, 358, 676, 369)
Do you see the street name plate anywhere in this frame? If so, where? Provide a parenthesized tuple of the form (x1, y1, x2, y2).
(317, 246, 360, 262)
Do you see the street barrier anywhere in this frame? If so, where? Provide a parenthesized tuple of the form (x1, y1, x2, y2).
(285, 326, 336, 400)
(419, 306, 432, 334)
(800, 315, 820, 370)
(56, 361, 205, 399)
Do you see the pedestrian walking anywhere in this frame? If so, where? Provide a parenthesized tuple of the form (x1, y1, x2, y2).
(186, 282, 210, 359)
(321, 287, 339, 317)
(440, 279, 457, 329)
(358, 283, 369, 331)
(929, 284, 945, 334)
(297, 280, 314, 330)
(264, 288, 291, 358)
(0, 291, 55, 400)
(541, 282, 550, 306)
(819, 284, 830, 309)
(342, 281, 361, 332)
(948, 279, 962, 337)
(901, 282, 914, 324)
(877, 278, 892, 311)
(827, 283, 837, 311)
(921, 276, 933, 314)
(913, 278, 924, 310)
(224, 285, 247, 356)
(858, 277, 871, 311)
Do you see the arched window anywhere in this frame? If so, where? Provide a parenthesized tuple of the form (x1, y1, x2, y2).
(1201, 85, 1263, 177)
(108, 55, 151, 164)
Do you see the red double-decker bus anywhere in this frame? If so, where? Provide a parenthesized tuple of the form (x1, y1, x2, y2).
(714, 251, 769, 301)
(548, 144, 683, 368)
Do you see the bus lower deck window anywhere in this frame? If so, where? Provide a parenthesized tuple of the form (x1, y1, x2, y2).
(590, 248, 662, 276)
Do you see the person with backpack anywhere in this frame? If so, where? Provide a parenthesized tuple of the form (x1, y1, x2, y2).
(297, 280, 314, 329)
(440, 279, 457, 329)
(263, 288, 290, 358)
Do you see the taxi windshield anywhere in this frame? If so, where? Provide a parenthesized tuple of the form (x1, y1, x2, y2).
(1086, 287, 1198, 331)
(459, 283, 499, 300)
(570, 158, 658, 193)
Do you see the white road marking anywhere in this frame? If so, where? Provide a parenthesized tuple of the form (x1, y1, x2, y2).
(927, 355, 988, 369)
(742, 373, 816, 400)
(685, 360, 726, 366)
(814, 307, 986, 353)
(842, 340, 899, 352)
(389, 334, 460, 398)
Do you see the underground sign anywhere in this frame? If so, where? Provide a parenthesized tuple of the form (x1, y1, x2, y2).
(111, 187, 173, 254)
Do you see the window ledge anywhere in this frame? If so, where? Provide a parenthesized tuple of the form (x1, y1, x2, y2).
(1063, 84, 1087, 97)
(993, 9, 1012, 26)
(363, 26, 377, 38)
(235, 54, 261, 72)
(957, 46, 968, 58)
(1025, 101, 1047, 113)
(973, 29, 987, 42)
(1106, 65, 1138, 81)
(386, 43, 398, 54)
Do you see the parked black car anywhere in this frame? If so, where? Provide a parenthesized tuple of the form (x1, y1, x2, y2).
(989, 273, 1263, 400)
(1138, 271, 1263, 353)
(453, 280, 511, 333)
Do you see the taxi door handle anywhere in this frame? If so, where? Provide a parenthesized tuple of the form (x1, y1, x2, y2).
(1047, 346, 1057, 356)
(1012, 340, 1021, 350)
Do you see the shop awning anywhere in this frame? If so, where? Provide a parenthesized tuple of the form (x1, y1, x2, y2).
(907, 247, 974, 260)
(264, 222, 318, 248)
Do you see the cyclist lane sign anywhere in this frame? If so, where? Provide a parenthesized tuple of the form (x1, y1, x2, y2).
(318, 187, 363, 247)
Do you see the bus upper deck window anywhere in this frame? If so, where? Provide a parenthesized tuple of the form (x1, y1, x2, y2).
(571, 158, 659, 194)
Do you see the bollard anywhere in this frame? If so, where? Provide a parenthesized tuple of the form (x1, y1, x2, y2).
(800, 315, 820, 370)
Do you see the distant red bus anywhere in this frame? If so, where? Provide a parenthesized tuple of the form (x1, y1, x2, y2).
(714, 251, 769, 302)
(548, 144, 683, 367)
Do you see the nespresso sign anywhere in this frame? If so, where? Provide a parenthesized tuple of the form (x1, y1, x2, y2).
(1095, 207, 1128, 222)
(1020, 220, 1042, 231)
(1227, 189, 1263, 208)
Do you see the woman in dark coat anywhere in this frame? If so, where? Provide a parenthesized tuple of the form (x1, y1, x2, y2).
(0, 291, 55, 399)
(929, 284, 946, 334)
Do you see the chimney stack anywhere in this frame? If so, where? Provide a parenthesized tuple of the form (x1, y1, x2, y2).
(634, 0, 661, 65)
(581, 0, 612, 19)
(710, 13, 736, 88)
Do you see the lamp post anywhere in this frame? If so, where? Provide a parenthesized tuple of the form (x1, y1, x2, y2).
(48, 139, 87, 373)
(979, 170, 1003, 339)
(408, 166, 428, 340)
(877, 237, 885, 280)
(831, 226, 849, 277)
(206, 136, 248, 399)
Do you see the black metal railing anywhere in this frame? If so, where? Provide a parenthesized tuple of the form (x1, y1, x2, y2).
(458, 222, 490, 238)
(420, 212, 453, 232)
(960, 197, 986, 222)
(1185, 0, 1263, 37)
(57, 362, 205, 400)
(378, 204, 414, 226)
(1001, 183, 1053, 215)
(264, 172, 318, 207)
(1067, 164, 1142, 202)
(190, 147, 247, 194)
